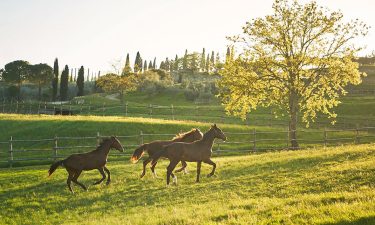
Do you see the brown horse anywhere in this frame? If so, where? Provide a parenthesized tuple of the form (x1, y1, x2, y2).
(131, 128, 203, 178)
(48, 136, 124, 193)
(152, 124, 226, 185)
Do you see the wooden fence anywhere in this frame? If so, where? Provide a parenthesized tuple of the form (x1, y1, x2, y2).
(1, 127, 375, 168)
(1, 100, 374, 128)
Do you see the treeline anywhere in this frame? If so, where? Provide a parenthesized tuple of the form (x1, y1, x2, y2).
(0, 58, 95, 101)
(120, 47, 233, 76)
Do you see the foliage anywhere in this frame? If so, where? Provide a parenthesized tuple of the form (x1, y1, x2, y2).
(52, 58, 59, 101)
(28, 63, 53, 100)
(137, 70, 173, 96)
(121, 53, 132, 76)
(59, 65, 69, 101)
(219, 0, 369, 147)
(96, 73, 137, 103)
(76, 66, 85, 96)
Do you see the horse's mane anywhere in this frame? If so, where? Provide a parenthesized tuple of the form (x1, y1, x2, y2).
(172, 129, 198, 141)
(96, 138, 111, 150)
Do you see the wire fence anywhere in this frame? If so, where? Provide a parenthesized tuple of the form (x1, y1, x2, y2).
(1, 127, 375, 168)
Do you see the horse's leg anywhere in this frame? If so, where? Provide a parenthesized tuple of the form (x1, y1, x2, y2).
(203, 158, 216, 177)
(166, 160, 179, 185)
(103, 166, 111, 185)
(140, 157, 151, 178)
(66, 170, 75, 193)
(93, 168, 106, 185)
(196, 161, 202, 183)
(174, 161, 187, 173)
(72, 170, 87, 191)
(150, 161, 158, 178)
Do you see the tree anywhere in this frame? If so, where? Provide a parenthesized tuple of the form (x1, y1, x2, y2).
(76, 66, 85, 96)
(96, 73, 137, 103)
(1, 60, 30, 100)
(210, 51, 215, 72)
(29, 63, 53, 100)
(60, 65, 69, 101)
(205, 54, 210, 72)
(200, 48, 206, 71)
(143, 60, 148, 72)
(183, 49, 188, 70)
(153, 57, 157, 69)
(219, 0, 369, 148)
(226, 47, 231, 62)
(215, 52, 224, 71)
(121, 53, 132, 76)
(148, 60, 153, 70)
(52, 58, 59, 101)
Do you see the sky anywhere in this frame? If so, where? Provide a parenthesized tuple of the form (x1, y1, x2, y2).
(0, 0, 374, 74)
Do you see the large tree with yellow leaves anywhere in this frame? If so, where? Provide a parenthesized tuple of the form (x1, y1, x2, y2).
(219, 0, 369, 148)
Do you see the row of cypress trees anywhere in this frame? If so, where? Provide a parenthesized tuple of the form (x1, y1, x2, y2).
(52, 58, 85, 101)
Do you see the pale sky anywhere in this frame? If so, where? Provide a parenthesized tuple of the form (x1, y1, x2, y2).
(0, 0, 374, 74)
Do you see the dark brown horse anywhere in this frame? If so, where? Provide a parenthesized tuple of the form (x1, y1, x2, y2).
(131, 128, 203, 178)
(48, 136, 124, 193)
(152, 124, 226, 185)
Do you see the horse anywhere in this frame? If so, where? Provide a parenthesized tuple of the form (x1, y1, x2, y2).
(130, 128, 203, 178)
(48, 136, 124, 193)
(151, 124, 226, 185)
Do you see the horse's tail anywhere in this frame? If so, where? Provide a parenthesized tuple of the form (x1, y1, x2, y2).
(48, 160, 64, 177)
(151, 148, 168, 165)
(131, 144, 147, 163)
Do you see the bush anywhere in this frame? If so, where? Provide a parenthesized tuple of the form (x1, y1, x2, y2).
(184, 89, 200, 101)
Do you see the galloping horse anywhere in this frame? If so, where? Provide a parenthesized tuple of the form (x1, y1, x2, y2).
(131, 129, 203, 178)
(152, 124, 226, 185)
(48, 136, 124, 193)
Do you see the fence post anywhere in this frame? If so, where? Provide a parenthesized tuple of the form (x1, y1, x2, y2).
(324, 128, 327, 147)
(16, 101, 19, 113)
(9, 136, 13, 168)
(355, 127, 360, 144)
(252, 128, 256, 151)
(125, 102, 128, 116)
(96, 132, 101, 146)
(2, 99, 5, 113)
(102, 103, 105, 116)
(139, 131, 144, 145)
(53, 135, 58, 160)
(38, 102, 41, 115)
(171, 104, 174, 120)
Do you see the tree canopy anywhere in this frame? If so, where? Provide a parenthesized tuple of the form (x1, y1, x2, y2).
(219, 0, 369, 147)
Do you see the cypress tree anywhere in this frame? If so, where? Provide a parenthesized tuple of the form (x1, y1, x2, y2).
(59, 65, 69, 101)
(134, 51, 140, 73)
(148, 60, 153, 70)
(153, 57, 156, 69)
(174, 55, 179, 71)
(143, 60, 147, 72)
(200, 48, 206, 71)
(226, 47, 231, 62)
(76, 66, 84, 96)
(206, 54, 210, 72)
(165, 57, 170, 71)
(139, 57, 143, 73)
(183, 49, 188, 70)
(52, 58, 59, 101)
(160, 61, 165, 70)
(122, 53, 132, 75)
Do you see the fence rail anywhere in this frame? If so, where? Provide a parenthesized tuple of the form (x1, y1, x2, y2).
(1, 127, 375, 168)
(1, 100, 375, 128)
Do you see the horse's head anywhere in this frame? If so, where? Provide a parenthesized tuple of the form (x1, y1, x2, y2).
(211, 124, 226, 141)
(193, 128, 204, 141)
(110, 136, 124, 152)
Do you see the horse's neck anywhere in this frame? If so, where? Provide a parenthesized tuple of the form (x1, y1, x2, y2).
(96, 141, 112, 156)
(201, 130, 215, 148)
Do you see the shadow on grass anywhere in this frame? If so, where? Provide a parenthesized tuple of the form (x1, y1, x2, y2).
(321, 216, 375, 225)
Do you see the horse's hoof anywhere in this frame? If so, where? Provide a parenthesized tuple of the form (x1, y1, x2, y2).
(207, 173, 214, 178)
(106, 182, 110, 186)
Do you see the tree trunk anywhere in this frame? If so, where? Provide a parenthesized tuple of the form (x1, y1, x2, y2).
(289, 90, 299, 149)
(119, 91, 124, 104)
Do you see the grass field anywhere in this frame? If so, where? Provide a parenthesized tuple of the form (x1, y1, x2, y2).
(0, 144, 374, 224)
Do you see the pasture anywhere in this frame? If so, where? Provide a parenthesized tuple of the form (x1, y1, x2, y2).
(0, 144, 374, 224)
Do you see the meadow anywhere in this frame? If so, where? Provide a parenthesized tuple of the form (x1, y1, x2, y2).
(0, 144, 374, 224)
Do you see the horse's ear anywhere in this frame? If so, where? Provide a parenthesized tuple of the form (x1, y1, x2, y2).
(213, 124, 217, 128)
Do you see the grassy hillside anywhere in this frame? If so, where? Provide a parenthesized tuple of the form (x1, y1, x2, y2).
(0, 144, 374, 224)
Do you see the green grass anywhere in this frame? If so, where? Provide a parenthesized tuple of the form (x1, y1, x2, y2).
(0, 144, 374, 224)
(1, 113, 368, 168)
